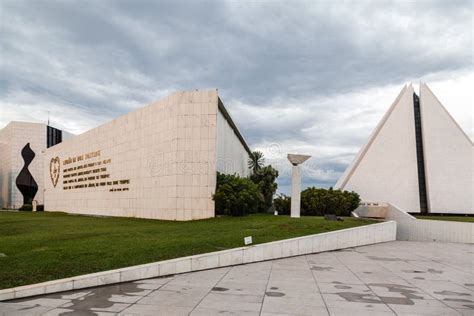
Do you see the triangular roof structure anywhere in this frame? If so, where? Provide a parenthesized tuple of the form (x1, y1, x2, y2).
(336, 83, 473, 214)
(336, 84, 421, 212)
(419, 83, 473, 213)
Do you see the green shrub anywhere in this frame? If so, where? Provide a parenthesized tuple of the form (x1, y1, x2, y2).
(214, 173, 263, 216)
(37, 205, 44, 212)
(301, 187, 360, 216)
(274, 194, 291, 215)
(250, 165, 279, 212)
(18, 204, 32, 211)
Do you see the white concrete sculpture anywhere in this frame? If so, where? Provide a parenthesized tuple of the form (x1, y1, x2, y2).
(288, 154, 311, 218)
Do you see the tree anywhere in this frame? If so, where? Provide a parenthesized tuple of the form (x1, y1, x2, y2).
(250, 165, 279, 212)
(274, 194, 291, 215)
(248, 151, 265, 174)
(214, 173, 263, 216)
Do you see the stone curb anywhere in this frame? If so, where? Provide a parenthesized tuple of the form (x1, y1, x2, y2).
(0, 221, 396, 301)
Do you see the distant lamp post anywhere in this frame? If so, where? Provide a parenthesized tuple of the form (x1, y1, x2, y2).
(287, 154, 311, 218)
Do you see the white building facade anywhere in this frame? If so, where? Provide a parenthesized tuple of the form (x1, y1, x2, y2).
(336, 83, 473, 214)
(43, 90, 252, 221)
(0, 122, 72, 209)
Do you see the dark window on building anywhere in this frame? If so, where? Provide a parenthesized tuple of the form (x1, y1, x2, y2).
(47, 126, 63, 148)
(413, 93, 428, 214)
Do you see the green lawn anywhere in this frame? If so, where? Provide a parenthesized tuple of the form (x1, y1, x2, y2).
(414, 215, 474, 223)
(0, 211, 375, 289)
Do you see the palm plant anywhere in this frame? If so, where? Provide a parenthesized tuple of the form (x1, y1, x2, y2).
(248, 151, 265, 174)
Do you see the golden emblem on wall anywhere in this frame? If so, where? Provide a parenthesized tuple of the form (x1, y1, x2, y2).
(50, 156, 60, 188)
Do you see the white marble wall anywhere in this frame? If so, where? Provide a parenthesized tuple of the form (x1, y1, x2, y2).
(0, 125, 12, 208)
(0, 122, 47, 208)
(216, 107, 251, 177)
(45, 90, 243, 220)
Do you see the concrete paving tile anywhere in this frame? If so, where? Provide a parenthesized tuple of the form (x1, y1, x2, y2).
(60, 300, 131, 313)
(239, 261, 272, 270)
(0, 302, 54, 315)
(134, 275, 175, 284)
(196, 293, 262, 312)
(458, 309, 474, 316)
(272, 256, 307, 265)
(358, 275, 414, 286)
(267, 278, 316, 287)
(367, 282, 435, 300)
(261, 295, 326, 314)
(262, 306, 329, 316)
(318, 282, 372, 294)
(322, 292, 382, 304)
(223, 269, 270, 282)
(266, 280, 319, 298)
(387, 297, 462, 314)
(325, 299, 393, 313)
(85, 283, 153, 299)
(268, 272, 316, 283)
(102, 294, 143, 304)
(439, 297, 474, 310)
(43, 308, 117, 316)
(443, 273, 474, 287)
(5, 307, 55, 315)
(222, 276, 269, 285)
(154, 283, 212, 294)
(411, 280, 474, 300)
(387, 300, 460, 312)
(308, 263, 353, 274)
(224, 273, 270, 282)
(9, 298, 70, 308)
(261, 312, 329, 316)
(211, 280, 267, 296)
(191, 307, 259, 315)
(137, 289, 207, 307)
(326, 307, 395, 315)
(312, 272, 364, 285)
(118, 303, 193, 315)
(162, 278, 217, 288)
(42, 290, 92, 300)
(166, 270, 227, 287)
(130, 282, 167, 290)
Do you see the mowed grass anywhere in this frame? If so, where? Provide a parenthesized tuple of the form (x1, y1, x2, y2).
(0, 211, 375, 289)
(414, 215, 474, 223)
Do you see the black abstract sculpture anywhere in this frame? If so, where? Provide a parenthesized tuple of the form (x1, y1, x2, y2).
(15, 143, 38, 205)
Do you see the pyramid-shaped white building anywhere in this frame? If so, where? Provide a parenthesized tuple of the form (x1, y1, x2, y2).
(336, 83, 473, 214)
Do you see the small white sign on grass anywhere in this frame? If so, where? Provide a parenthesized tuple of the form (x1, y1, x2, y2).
(244, 236, 253, 245)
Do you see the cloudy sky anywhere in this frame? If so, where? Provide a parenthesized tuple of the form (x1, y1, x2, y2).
(1, 0, 472, 194)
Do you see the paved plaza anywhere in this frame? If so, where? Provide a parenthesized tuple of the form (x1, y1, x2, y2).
(1, 241, 473, 315)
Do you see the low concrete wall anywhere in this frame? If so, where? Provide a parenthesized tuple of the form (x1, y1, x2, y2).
(354, 203, 389, 218)
(0, 221, 396, 301)
(385, 203, 416, 221)
(395, 218, 473, 243)
(386, 204, 473, 243)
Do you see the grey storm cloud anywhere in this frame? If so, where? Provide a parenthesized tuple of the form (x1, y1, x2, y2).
(0, 0, 472, 193)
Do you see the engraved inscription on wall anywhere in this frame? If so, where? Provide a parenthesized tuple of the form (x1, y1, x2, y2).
(60, 150, 130, 192)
